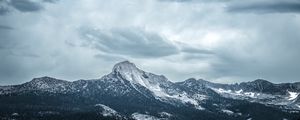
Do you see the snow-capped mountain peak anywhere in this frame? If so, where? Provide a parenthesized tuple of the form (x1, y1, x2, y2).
(113, 61, 138, 73)
(112, 61, 152, 87)
(109, 61, 203, 107)
(111, 61, 171, 90)
(111, 61, 171, 95)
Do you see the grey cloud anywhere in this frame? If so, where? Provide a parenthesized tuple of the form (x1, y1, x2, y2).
(10, 0, 42, 12)
(94, 53, 126, 62)
(212, 52, 255, 77)
(182, 53, 214, 61)
(1, 0, 300, 85)
(0, 25, 13, 30)
(159, 0, 230, 3)
(227, 1, 300, 13)
(208, 18, 300, 83)
(181, 47, 214, 55)
(211, 49, 300, 83)
(43, 0, 59, 3)
(0, 6, 9, 15)
(159, 0, 195, 2)
(80, 28, 179, 58)
(177, 42, 215, 60)
(0, 0, 58, 14)
(9, 50, 40, 58)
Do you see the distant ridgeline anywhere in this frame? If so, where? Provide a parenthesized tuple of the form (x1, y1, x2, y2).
(0, 61, 300, 120)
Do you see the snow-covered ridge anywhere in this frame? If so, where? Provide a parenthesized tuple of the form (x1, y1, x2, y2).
(211, 87, 300, 110)
(211, 88, 268, 99)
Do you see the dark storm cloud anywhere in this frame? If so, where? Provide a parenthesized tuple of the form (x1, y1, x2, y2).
(159, 0, 194, 2)
(80, 28, 179, 58)
(0, 6, 9, 15)
(227, 1, 300, 13)
(177, 42, 215, 60)
(181, 47, 214, 55)
(9, 0, 42, 12)
(43, 0, 59, 3)
(176, 42, 214, 55)
(0, 0, 59, 15)
(159, 0, 230, 3)
(0, 25, 13, 30)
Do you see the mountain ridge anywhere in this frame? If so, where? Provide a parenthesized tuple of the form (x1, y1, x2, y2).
(0, 61, 299, 120)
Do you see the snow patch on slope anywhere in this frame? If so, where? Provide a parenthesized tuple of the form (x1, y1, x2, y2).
(296, 104, 300, 109)
(131, 113, 160, 120)
(221, 109, 234, 115)
(287, 91, 299, 101)
(95, 104, 118, 117)
(159, 112, 172, 118)
(153, 90, 205, 110)
(213, 88, 258, 98)
(212, 88, 274, 99)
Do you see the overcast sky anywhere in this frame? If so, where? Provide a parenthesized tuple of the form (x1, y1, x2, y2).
(1, 0, 300, 85)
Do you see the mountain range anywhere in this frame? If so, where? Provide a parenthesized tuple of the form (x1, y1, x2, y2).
(0, 61, 299, 120)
